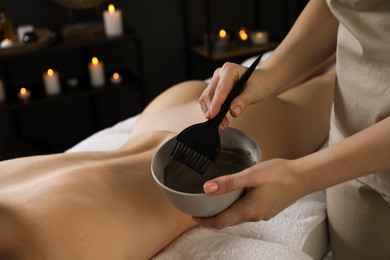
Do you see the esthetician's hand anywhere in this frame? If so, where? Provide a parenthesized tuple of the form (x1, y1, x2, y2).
(199, 62, 273, 129)
(192, 158, 306, 229)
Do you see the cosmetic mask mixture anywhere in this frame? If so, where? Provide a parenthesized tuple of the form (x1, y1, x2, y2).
(164, 147, 255, 193)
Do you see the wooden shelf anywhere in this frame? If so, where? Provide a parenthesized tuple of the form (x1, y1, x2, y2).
(191, 42, 279, 61)
(0, 26, 139, 59)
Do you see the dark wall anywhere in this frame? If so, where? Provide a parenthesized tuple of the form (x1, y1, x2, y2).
(0, 0, 187, 103)
(0, 0, 306, 103)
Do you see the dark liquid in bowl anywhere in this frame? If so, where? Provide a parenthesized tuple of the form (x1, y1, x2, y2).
(163, 147, 255, 193)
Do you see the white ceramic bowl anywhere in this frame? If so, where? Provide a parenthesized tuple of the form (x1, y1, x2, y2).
(151, 127, 261, 217)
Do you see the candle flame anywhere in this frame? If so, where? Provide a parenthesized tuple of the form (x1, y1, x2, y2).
(113, 72, 120, 79)
(238, 28, 248, 41)
(108, 4, 116, 13)
(20, 87, 27, 95)
(47, 69, 54, 76)
(92, 57, 99, 65)
(3, 38, 10, 43)
(218, 29, 227, 38)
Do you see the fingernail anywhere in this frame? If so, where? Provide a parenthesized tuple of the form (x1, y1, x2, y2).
(205, 110, 210, 118)
(233, 106, 241, 117)
(204, 182, 219, 193)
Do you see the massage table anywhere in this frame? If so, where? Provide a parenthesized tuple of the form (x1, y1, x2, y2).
(67, 52, 331, 259)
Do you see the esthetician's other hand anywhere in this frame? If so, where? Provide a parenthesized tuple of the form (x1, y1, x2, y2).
(199, 62, 273, 129)
(192, 158, 306, 229)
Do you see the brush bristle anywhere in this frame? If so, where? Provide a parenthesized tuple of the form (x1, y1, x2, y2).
(171, 141, 211, 174)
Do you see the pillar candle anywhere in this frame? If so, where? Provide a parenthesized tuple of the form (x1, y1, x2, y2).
(103, 4, 124, 37)
(43, 69, 61, 95)
(0, 80, 5, 102)
(88, 57, 105, 88)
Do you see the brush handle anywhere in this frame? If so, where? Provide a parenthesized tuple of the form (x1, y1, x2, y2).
(208, 54, 262, 127)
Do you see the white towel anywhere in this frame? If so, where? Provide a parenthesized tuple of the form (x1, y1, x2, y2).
(153, 227, 312, 260)
(153, 192, 325, 260)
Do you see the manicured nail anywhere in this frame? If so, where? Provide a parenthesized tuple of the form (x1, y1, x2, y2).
(204, 182, 219, 193)
(233, 106, 241, 117)
(205, 110, 210, 118)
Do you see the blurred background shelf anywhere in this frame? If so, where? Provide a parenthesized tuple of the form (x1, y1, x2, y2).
(0, 28, 144, 158)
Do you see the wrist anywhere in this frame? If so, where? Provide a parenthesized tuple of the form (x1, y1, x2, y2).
(251, 68, 281, 100)
(288, 154, 334, 196)
(287, 159, 316, 197)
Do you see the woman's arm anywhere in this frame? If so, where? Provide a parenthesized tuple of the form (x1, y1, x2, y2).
(194, 117, 390, 229)
(259, 0, 339, 93)
(296, 116, 390, 194)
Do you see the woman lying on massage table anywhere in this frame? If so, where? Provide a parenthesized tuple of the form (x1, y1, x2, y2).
(0, 56, 335, 259)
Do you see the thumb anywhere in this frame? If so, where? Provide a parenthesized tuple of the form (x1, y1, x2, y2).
(203, 172, 247, 195)
(229, 88, 253, 118)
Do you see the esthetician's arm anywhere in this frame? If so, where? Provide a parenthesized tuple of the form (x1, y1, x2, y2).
(194, 117, 390, 229)
(199, 0, 339, 125)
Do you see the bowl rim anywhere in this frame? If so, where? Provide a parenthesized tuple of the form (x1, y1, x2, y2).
(151, 127, 261, 197)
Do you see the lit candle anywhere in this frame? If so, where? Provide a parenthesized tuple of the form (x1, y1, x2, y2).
(110, 72, 122, 85)
(18, 87, 31, 101)
(103, 4, 124, 37)
(238, 28, 249, 42)
(0, 38, 13, 48)
(218, 29, 228, 39)
(43, 69, 61, 95)
(214, 29, 229, 52)
(0, 80, 5, 102)
(250, 30, 269, 45)
(88, 57, 105, 88)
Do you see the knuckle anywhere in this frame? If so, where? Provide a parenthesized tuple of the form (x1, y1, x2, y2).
(201, 91, 210, 101)
(201, 89, 213, 103)
(213, 67, 221, 77)
(221, 62, 235, 70)
(238, 95, 250, 107)
(222, 176, 236, 192)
